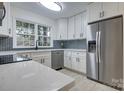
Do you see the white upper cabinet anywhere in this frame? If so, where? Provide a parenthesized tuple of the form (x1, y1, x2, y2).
(0, 3, 11, 37)
(82, 11, 87, 39)
(102, 2, 118, 19)
(68, 16, 75, 40)
(75, 12, 87, 39)
(118, 3, 124, 14)
(88, 2, 119, 23)
(68, 11, 87, 40)
(57, 18, 68, 40)
(88, 3, 102, 22)
(75, 13, 82, 39)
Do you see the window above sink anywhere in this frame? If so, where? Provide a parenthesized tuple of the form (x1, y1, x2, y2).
(14, 19, 52, 48)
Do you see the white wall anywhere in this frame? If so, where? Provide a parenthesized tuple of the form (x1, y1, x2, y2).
(10, 5, 57, 48)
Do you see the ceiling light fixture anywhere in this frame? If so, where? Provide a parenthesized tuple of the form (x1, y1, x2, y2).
(40, 1, 62, 12)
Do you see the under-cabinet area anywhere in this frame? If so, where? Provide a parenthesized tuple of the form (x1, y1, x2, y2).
(16, 49, 86, 74)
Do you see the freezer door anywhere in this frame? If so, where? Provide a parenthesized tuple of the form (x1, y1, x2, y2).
(99, 17, 123, 88)
(86, 23, 99, 80)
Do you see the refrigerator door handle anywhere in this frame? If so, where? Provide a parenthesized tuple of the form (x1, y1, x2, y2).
(96, 32, 99, 63)
(98, 31, 101, 63)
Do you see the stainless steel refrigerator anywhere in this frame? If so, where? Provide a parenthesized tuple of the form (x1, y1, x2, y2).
(86, 16, 123, 89)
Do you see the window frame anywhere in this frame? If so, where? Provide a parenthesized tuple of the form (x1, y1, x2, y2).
(37, 24, 51, 47)
(13, 18, 53, 48)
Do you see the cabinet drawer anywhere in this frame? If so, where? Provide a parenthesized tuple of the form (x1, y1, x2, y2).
(64, 51, 72, 56)
(31, 52, 51, 57)
(17, 52, 31, 58)
(73, 51, 86, 56)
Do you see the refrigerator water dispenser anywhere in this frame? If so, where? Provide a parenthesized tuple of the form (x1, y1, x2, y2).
(88, 41, 96, 53)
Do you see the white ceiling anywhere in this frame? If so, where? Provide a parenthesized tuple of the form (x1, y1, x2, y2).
(11, 2, 89, 19)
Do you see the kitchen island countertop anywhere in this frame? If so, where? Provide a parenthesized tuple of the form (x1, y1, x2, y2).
(0, 61, 74, 91)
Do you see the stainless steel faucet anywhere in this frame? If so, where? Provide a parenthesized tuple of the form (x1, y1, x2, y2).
(35, 40, 39, 50)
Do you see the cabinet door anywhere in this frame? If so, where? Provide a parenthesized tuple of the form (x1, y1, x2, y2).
(102, 2, 118, 18)
(64, 51, 72, 68)
(75, 13, 82, 39)
(0, 3, 9, 36)
(68, 16, 75, 40)
(82, 11, 87, 39)
(78, 55, 86, 73)
(71, 51, 86, 73)
(71, 57, 78, 71)
(32, 56, 43, 64)
(88, 3, 102, 22)
(65, 56, 72, 68)
(57, 19, 68, 40)
(64, 56, 68, 67)
(118, 3, 124, 14)
(43, 56, 51, 67)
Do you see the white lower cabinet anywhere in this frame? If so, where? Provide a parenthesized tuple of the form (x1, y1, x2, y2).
(42, 55, 51, 67)
(17, 50, 86, 73)
(31, 52, 51, 68)
(18, 51, 51, 68)
(64, 51, 72, 68)
(64, 51, 86, 74)
(71, 57, 78, 71)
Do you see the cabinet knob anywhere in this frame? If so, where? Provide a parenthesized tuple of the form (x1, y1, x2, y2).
(60, 35, 61, 39)
(73, 34, 75, 38)
(102, 11, 104, 17)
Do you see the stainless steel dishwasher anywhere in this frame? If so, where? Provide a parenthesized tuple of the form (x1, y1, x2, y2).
(51, 50, 64, 70)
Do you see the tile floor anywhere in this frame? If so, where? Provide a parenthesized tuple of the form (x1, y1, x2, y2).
(59, 69, 118, 91)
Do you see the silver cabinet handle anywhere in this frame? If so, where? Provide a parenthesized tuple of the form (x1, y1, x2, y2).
(43, 58, 44, 63)
(8, 28, 11, 34)
(78, 58, 80, 62)
(69, 57, 71, 60)
(73, 34, 75, 38)
(96, 32, 99, 63)
(99, 12, 102, 18)
(41, 58, 42, 63)
(76, 58, 79, 62)
(102, 11, 104, 17)
(76, 58, 78, 62)
(60, 35, 61, 39)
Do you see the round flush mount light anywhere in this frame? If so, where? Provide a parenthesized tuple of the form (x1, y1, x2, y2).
(40, 1, 62, 12)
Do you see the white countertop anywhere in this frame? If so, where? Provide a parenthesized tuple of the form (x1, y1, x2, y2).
(0, 49, 86, 55)
(0, 61, 74, 91)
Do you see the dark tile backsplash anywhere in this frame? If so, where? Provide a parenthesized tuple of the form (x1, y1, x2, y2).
(0, 37, 13, 51)
(53, 39, 86, 49)
(53, 40, 63, 49)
